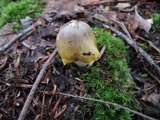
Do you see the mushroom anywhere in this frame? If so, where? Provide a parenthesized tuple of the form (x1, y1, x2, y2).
(56, 20, 100, 67)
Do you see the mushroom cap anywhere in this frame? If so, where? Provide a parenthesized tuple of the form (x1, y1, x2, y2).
(56, 20, 99, 65)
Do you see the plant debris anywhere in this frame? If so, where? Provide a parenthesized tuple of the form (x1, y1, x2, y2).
(0, 0, 160, 120)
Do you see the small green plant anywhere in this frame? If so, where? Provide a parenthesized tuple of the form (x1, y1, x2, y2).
(79, 27, 141, 120)
(152, 13, 160, 32)
(0, 0, 44, 29)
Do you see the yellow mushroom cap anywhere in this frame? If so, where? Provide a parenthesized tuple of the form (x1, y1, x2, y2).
(56, 20, 100, 66)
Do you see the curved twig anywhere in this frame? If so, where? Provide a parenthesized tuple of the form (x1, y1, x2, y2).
(18, 48, 57, 120)
(103, 24, 160, 79)
(0, 21, 42, 52)
(58, 92, 157, 120)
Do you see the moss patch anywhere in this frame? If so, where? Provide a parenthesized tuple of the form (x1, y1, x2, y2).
(79, 27, 141, 120)
(152, 13, 160, 32)
(0, 0, 44, 29)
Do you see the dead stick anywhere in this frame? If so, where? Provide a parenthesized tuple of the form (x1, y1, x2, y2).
(0, 21, 42, 52)
(98, 45, 106, 59)
(18, 48, 57, 120)
(51, 97, 62, 114)
(58, 92, 157, 120)
(103, 24, 160, 78)
(81, 0, 132, 7)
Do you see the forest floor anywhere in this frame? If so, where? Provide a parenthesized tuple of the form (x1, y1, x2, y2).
(0, 0, 160, 120)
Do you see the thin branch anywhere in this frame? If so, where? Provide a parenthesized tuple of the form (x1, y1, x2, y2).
(18, 48, 57, 120)
(98, 45, 106, 59)
(99, 8, 138, 52)
(0, 80, 33, 88)
(143, 63, 160, 82)
(57, 92, 158, 120)
(81, 0, 132, 7)
(103, 24, 160, 79)
(0, 32, 16, 36)
(0, 21, 42, 52)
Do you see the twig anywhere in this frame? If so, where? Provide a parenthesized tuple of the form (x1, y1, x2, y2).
(0, 80, 33, 88)
(0, 32, 16, 36)
(41, 92, 45, 120)
(18, 48, 57, 120)
(103, 24, 160, 79)
(57, 92, 157, 120)
(0, 21, 42, 52)
(51, 97, 62, 114)
(54, 105, 67, 119)
(48, 85, 57, 109)
(20, 29, 35, 41)
(98, 45, 106, 59)
(81, 0, 132, 7)
(99, 8, 138, 52)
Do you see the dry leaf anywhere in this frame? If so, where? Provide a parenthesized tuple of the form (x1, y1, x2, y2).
(20, 16, 32, 29)
(134, 6, 152, 33)
(93, 13, 110, 23)
(147, 18, 153, 25)
(148, 40, 160, 54)
(146, 92, 160, 107)
(42, 0, 84, 18)
(22, 41, 37, 50)
(95, 6, 117, 21)
(126, 13, 138, 34)
(79, 0, 99, 6)
(114, 3, 131, 9)
(0, 24, 16, 47)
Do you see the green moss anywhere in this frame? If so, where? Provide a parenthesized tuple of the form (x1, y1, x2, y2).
(137, 42, 148, 50)
(79, 27, 141, 120)
(152, 13, 160, 32)
(0, 0, 44, 29)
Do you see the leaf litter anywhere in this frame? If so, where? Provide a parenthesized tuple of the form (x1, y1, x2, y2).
(0, 0, 160, 120)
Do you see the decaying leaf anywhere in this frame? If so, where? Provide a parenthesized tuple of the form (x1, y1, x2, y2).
(0, 24, 16, 47)
(93, 6, 117, 24)
(42, 0, 84, 18)
(134, 6, 152, 33)
(143, 102, 160, 116)
(145, 92, 160, 107)
(126, 13, 139, 34)
(20, 16, 32, 29)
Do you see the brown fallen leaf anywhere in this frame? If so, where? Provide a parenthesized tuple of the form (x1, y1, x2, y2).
(134, 6, 152, 33)
(42, 0, 84, 19)
(0, 24, 16, 47)
(15, 78, 29, 83)
(126, 13, 139, 35)
(93, 13, 110, 23)
(93, 6, 117, 24)
(14, 50, 23, 68)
